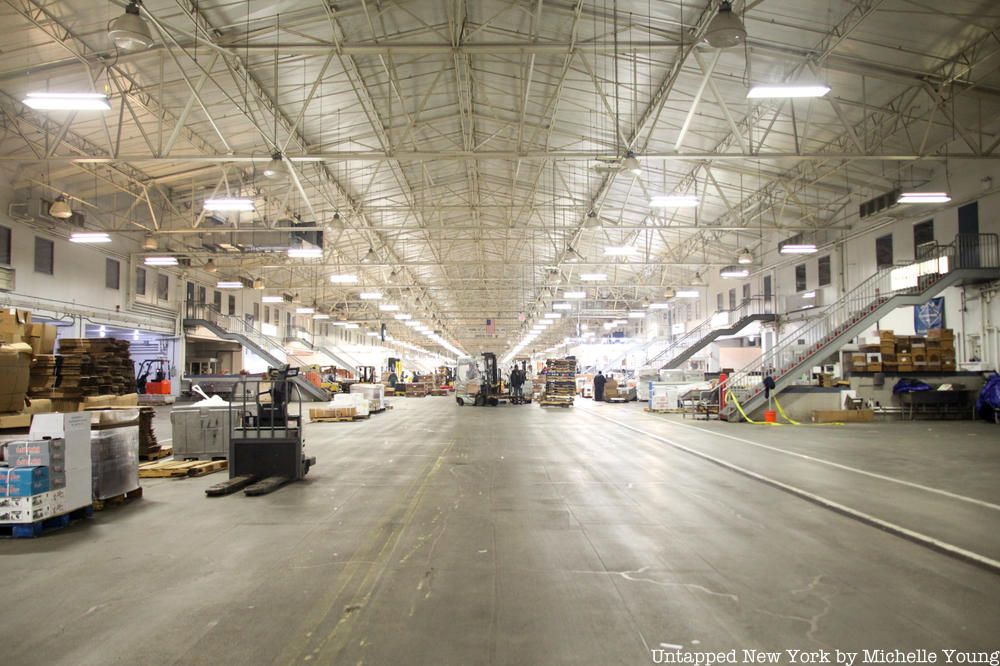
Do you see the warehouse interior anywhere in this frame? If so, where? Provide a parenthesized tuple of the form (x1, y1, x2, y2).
(1, 0, 999, 663)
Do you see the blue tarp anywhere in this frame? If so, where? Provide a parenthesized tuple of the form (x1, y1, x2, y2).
(892, 378, 932, 395)
(975, 373, 1000, 420)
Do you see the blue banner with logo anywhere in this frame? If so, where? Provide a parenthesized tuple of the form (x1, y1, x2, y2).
(914, 297, 944, 335)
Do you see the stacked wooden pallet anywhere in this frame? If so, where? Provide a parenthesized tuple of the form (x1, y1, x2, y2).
(139, 459, 227, 478)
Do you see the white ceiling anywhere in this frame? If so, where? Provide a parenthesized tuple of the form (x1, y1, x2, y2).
(2, 0, 999, 355)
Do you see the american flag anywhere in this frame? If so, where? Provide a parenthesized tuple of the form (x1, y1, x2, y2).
(485, 319, 495, 335)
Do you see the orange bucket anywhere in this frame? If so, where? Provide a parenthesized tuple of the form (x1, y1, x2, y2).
(763, 410, 777, 423)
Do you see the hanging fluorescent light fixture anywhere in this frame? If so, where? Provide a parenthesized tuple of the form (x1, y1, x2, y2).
(720, 265, 750, 279)
(747, 84, 831, 99)
(359, 292, 382, 300)
(69, 232, 111, 243)
(287, 246, 324, 259)
(704, 1, 747, 49)
(109, 0, 154, 50)
(675, 290, 700, 298)
(779, 243, 818, 254)
(344, 323, 360, 329)
(262, 295, 283, 303)
(563, 291, 586, 299)
(628, 311, 647, 319)
(552, 303, 572, 310)
(898, 192, 951, 204)
(604, 246, 638, 256)
(23, 92, 111, 111)
(204, 198, 254, 212)
(312, 313, 331, 320)
(379, 304, 400, 312)
(394, 314, 412, 320)
(650, 195, 700, 208)
(648, 303, 671, 310)
(295, 307, 315, 314)
(216, 281, 243, 289)
(144, 256, 178, 266)
(329, 274, 358, 284)
(366, 331, 380, 337)
(544, 313, 562, 319)
(579, 273, 607, 281)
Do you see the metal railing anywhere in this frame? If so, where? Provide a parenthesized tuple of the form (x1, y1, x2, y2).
(645, 297, 771, 368)
(184, 302, 290, 365)
(721, 233, 1000, 411)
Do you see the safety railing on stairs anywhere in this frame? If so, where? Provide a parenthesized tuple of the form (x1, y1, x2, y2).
(721, 233, 1000, 416)
(645, 297, 772, 368)
(184, 302, 290, 366)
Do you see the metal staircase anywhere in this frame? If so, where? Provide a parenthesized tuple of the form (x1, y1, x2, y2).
(646, 298, 777, 370)
(182, 303, 330, 402)
(285, 330, 359, 375)
(721, 233, 1000, 421)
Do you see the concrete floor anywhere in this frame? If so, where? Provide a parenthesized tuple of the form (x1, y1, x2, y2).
(3, 397, 999, 665)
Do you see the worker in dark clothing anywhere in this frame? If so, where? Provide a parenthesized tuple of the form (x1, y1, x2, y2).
(510, 366, 524, 404)
(593, 370, 606, 402)
(388, 370, 398, 388)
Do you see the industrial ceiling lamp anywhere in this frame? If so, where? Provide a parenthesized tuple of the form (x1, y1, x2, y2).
(691, 272, 706, 286)
(203, 258, 217, 273)
(622, 152, 642, 177)
(703, 1, 746, 49)
(362, 247, 377, 264)
(142, 234, 158, 251)
(109, 0, 154, 51)
(663, 287, 676, 299)
(582, 211, 602, 229)
(48, 195, 73, 219)
(292, 292, 301, 304)
(262, 153, 284, 179)
(737, 248, 754, 265)
(252, 277, 264, 290)
(330, 212, 345, 230)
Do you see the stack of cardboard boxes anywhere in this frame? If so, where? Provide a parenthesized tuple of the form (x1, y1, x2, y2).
(0, 412, 93, 524)
(1, 309, 38, 426)
(851, 329, 957, 373)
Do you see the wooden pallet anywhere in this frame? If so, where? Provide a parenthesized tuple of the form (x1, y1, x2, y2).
(311, 416, 354, 423)
(353, 413, 371, 420)
(139, 459, 228, 478)
(644, 407, 686, 414)
(140, 446, 172, 461)
(1, 505, 93, 538)
(93, 487, 144, 511)
(605, 397, 629, 403)
(538, 401, 573, 408)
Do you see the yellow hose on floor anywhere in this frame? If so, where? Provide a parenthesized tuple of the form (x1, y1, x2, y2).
(728, 391, 844, 427)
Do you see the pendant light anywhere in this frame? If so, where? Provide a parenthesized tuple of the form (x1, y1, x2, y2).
(737, 248, 754, 265)
(203, 258, 217, 273)
(109, 0, 154, 51)
(703, 1, 746, 49)
(252, 277, 264, 290)
(49, 195, 72, 219)
(691, 272, 706, 287)
(362, 247, 377, 264)
(142, 234, 158, 251)
(330, 212, 345, 230)
(262, 153, 284, 179)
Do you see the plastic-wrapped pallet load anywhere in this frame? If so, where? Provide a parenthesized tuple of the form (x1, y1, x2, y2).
(542, 358, 576, 405)
(350, 383, 385, 412)
(91, 424, 139, 501)
(333, 392, 369, 417)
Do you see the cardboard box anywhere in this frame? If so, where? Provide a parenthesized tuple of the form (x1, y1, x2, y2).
(0, 309, 30, 344)
(927, 328, 954, 340)
(3, 439, 66, 466)
(1, 466, 49, 497)
(0, 489, 71, 523)
(0, 343, 32, 413)
(866, 362, 882, 372)
(29, 412, 92, 511)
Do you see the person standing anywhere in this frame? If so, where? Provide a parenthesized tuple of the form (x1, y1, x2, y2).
(510, 366, 524, 403)
(593, 370, 606, 402)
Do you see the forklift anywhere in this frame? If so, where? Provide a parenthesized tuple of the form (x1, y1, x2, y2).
(135, 359, 171, 394)
(206, 365, 315, 497)
(476, 352, 502, 406)
(358, 366, 376, 383)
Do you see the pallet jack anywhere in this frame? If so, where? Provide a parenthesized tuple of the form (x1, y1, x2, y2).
(206, 365, 316, 497)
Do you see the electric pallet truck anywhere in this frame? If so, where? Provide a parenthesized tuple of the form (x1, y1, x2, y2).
(205, 365, 316, 497)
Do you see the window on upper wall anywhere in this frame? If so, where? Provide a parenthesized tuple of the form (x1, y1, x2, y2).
(197, 286, 206, 304)
(34, 237, 54, 275)
(264, 306, 269, 324)
(0, 226, 11, 264)
(913, 219, 934, 258)
(795, 264, 807, 292)
(253, 302, 260, 321)
(135, 267, 146, 296)
(186, 281, 195, 301)
(157, 274, 169, 301)
(876, 234, 893, 268)
(213, 290, 222, 311)
(228, 295, 236, 316)
(105, 258, 120, 290)
(763, 275, 772, 300)
(818, 255, 831, 287)
(728, 288, 736, 309)
(742, 283, 751, 301)
(716, 292, 723, 311)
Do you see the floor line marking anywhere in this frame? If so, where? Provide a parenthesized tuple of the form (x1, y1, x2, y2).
(584, 410, 1000, 575)
(634, 412, 1000, 512)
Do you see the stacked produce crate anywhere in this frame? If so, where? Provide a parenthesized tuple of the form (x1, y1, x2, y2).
(851, 329, 957, 373)
(541, 358, 576, 406)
